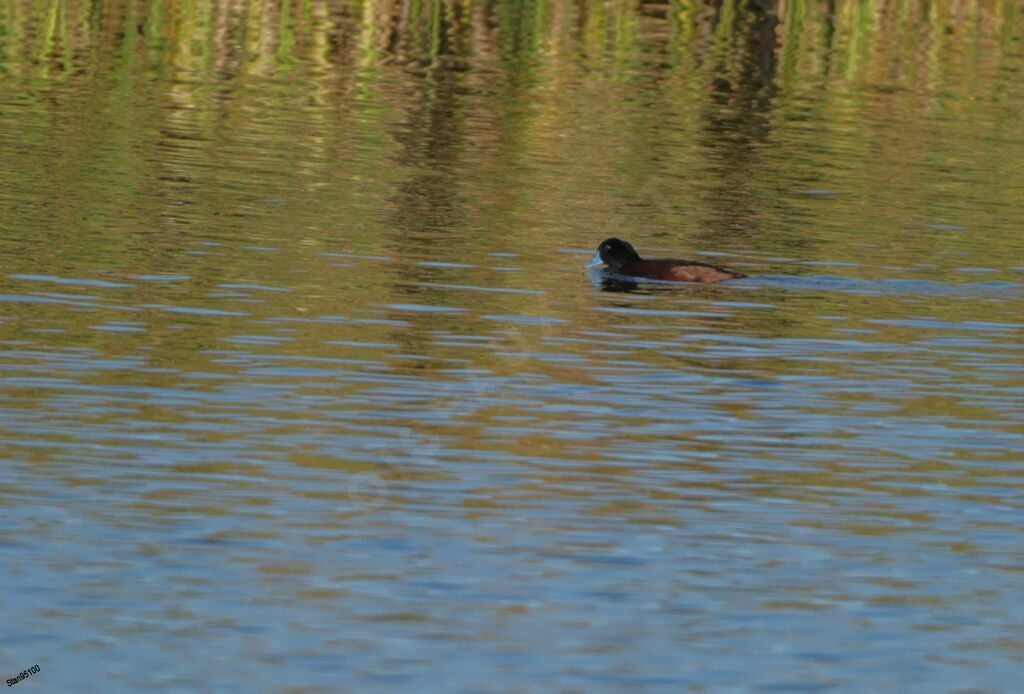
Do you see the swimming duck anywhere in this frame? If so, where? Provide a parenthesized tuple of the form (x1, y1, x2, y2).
(586, 238, 746, 284)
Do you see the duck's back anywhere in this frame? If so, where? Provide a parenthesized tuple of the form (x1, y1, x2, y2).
(621, 259, 746, 284)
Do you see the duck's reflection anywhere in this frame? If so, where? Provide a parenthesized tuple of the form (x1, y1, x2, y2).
(599, 277, 639, 292)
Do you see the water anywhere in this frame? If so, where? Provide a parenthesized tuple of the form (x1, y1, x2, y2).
(1, 0, 1023, 690)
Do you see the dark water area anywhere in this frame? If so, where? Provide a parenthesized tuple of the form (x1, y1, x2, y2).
(1, 0, 1023, 689)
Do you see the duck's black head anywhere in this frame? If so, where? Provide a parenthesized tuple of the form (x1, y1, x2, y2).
(587, 238, 641, 270)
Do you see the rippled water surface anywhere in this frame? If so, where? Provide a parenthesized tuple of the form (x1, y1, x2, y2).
(1, 0, 1023, 689)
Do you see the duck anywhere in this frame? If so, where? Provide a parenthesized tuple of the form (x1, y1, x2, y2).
(585, 238, 746, 284)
